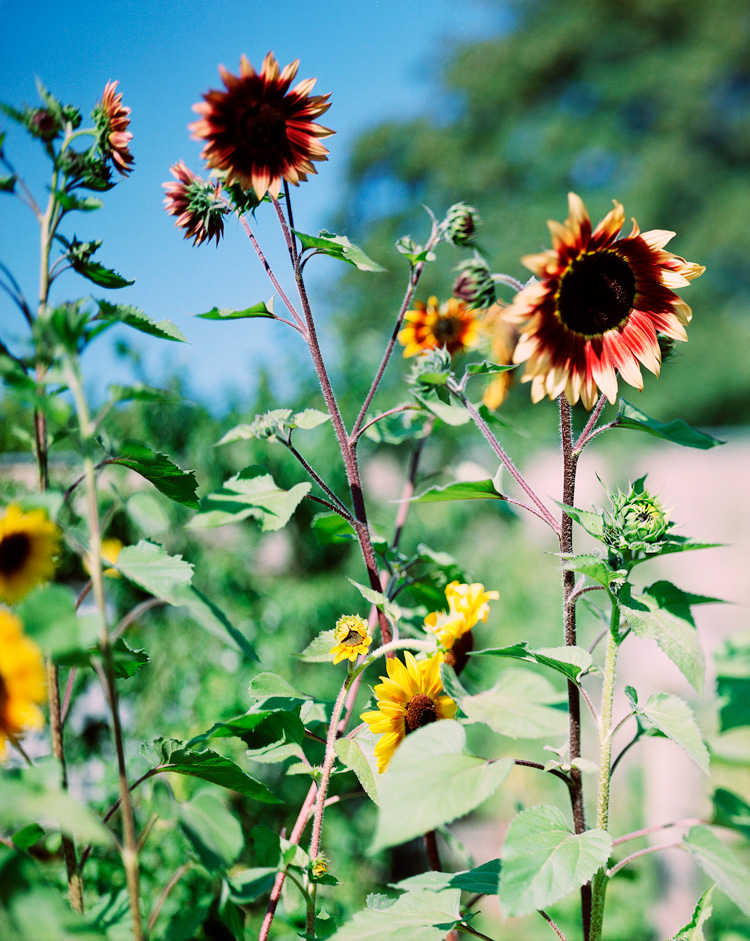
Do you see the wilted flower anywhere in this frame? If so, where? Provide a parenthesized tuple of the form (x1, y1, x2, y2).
(0, 505, 60, 604)
(444, 202, 481, 247)
(452, 255, 496, 309)
(190, 52, 333, 200)
(398, 296, 481, 358)
(361, 652, 456, 773)
(0, 609, 46, 758)
(329, 614, 372, 665)
(507, 192, 704, 409)
(163, 161, 228, 246)
(92, 80, 134, 176)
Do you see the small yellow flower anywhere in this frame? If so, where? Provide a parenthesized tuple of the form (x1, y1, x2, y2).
(424, 580, 499, 650)
(85, 538, 124, 579)
(0, 609, 46, 758)
(398, 296, 481, 358)
(329, 614, 372, 665)
(311, 854, 328, 879)
(0, 505, 60, 604)
(361, 652, 456, 773)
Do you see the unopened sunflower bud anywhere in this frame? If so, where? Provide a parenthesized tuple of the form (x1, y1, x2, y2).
(605, 479, 670, 556)
(452, 255, 496, 309)
(444, 202, 481, 247)
(27, 108, 62, 142)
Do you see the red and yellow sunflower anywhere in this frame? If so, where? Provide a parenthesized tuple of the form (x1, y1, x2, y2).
(93, 80, 134, 176)
(190, 52, 333, 200)
(507, 193, 704, 409)
(398, 296, 481, 358)
(163, 161, 226, 247)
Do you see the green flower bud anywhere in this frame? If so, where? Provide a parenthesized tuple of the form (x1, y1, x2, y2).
(452, 254, 496, 309)
(444, 202, 481, 247)
(605, 479, 670, 556)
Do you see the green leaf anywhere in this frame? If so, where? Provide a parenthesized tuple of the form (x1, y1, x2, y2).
(175, 584, 258, 660)
(10, 823, 45, 851)
(16, 585, 99, 659)
(684, 825, 750, 917)
(142, 738, 281, 803)
(189, 710, 306, 764)
(298, 629, 338, 662)
(715, 635, 750, 732)
(617, 582, 706, 693)
(178, 790, 244, 871)
(189, 465, 311, 531)
(294, 229, 386, 272)
(558, 503, 606, 539)
(711, 788, 750, 840)
(472, 643, 593, 685)
(409, 478, 506, 503)
(396, 236, 436, 265)
(197, 299, 275, 320)
(371, 721, 513, 851)
(225, 868, 278, 904)
(247, 672, 312, 710)
(499, 805, 612, 917)
(560, 554, 624, 588)
(667, 884, 715, 941)
(107, 383, 175, 404)
(455, 667, 567, 739)
(0, 765, 113, 846)
(466, 361, 516, 376)
(292, 408, 330, 430)
(393, 858, 502, 896)
(633, 692, 709, 773)
(115, 539, 194, 600)
(414, 392, 470, 426)
(346, 577, 401, 625)
(0, 174, 16, 192)
(336, 734, 380, 806)
(328, 889, 461, 941)
(617, 399, 724, 449)
(311, 513, 356, 545)
(55, 191, 103, 212)
(109, 440, 199, 508)
(70, 259, 134, 288)
(95, 300, 187, 342)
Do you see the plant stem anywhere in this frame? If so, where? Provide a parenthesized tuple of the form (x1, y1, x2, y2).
(424, 830, 442, 871)
(607, 841, 684, 879)
(558, 396, 590, 936)
(612, 818, 703, 847)
(589, 603, 620, 941)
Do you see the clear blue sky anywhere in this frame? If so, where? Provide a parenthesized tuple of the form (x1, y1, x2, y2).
(1, 0, 511, 408)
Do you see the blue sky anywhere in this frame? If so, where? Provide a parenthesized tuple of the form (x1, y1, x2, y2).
(1, 0, 511, 408)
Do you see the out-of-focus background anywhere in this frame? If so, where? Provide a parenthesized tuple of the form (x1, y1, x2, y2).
(2, 1, 749, 938)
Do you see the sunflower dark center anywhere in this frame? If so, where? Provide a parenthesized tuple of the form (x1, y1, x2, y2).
(433, 316, 461, 344)
(405, 694, 437, 733)
(0, 533, 31, 576)
(237, 100, 289, 157)
(557, 250, 636, 335)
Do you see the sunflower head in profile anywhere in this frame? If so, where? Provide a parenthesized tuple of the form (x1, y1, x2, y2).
(425, 580, 499, 673)
(0, 505, 60, 604)
(92, 80, 134, 176)
(507, 192, 705, 409)
(190, 52, 334, 200)
(360, 652, 456, 773)
(0, 608, 46, 758)
(398, 296, 481, 358)
(163, 160, 228, 247)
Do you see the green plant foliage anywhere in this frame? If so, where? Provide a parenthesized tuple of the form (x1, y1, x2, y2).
(371, 721, 513, 852)
(15, 584, 99, 658)
(684, 826, 750, 918)
(328, 888, 461, 941)
(472, 642, 593, 685)
(392, 858, 502, 895)
(108, 440, 199, 508)
(94, 300, 186, 342)
(409, 478, 506, 503)
(177, 790, 244, 871)
(715, 635, 750, 732)
(294, 229, 387, 272)
(617, 400, 724, 449)
(498, 805, 612, 917)
(197, 300, 275, 320)
(667, 884, 716, 941)
(630, 692, 710, 773)
(712, 788, 750, 840)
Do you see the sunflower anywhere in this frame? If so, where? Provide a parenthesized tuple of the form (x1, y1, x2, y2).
(329, 614, 372, 665)
(85, 537, 124, 580)
(398, 296, 481, 358)
(163, 161, 227, 246)
(0, 505, 60, 604)
(0, 609, 46, 758)
(93, 80, 134, 176)
(424, 581, 498, 673)
(507, 193, 704, 409)
(361, 652, 456, 773)
(190, 52, 334, 200)
(481, 302, 519, 410)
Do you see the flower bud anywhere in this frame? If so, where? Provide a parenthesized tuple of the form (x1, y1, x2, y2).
(27, 108, 62, 142)
(452, 255, 496, 310)
(443, 202, 481, 247)
(605, 479, 670, 555)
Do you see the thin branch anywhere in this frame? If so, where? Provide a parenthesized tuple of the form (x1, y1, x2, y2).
(610, 733, 640, 777)
(573, 394, 608, 453)
(607, 841, 684, 878)
(491, 273, 524, 293)
(276, 185, 298, 266)
(540, 909, 570, 941)
(146, 862, 192, 935)
(580, 687, 600, 724)
(7, 731, 34, 766)
(568, 584, 607, 606)
(304, 493, 354, 519)
(612, 818, 703, 847)
(588, 628, 609, 655)
(607, 710, 635, 743)
(286, 438, 352, 517)
(456, 925, 497, 941)
(514, 758, 574, 793)
(351, 403, 421, 445)
(239, 215, 306, 332)
(112, 597, 165, 643)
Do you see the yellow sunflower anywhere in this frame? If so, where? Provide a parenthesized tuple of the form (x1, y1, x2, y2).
(398, 296, 481, 358)
(507, 192, 704, 409)
(0, 505, 60, 604)
(329, 614, 372, 665)
(85, 537, 124, 580)
(0, 609, 46, 758)
(424, 580, 499, 650)
(361, 652, 456, 773)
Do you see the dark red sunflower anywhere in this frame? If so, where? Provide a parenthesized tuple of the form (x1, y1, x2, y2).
(189, 52, 333, 200)
(507, 193, 704, 409)
(162, 161, 226, 247)
(93, 80, 134, 176)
